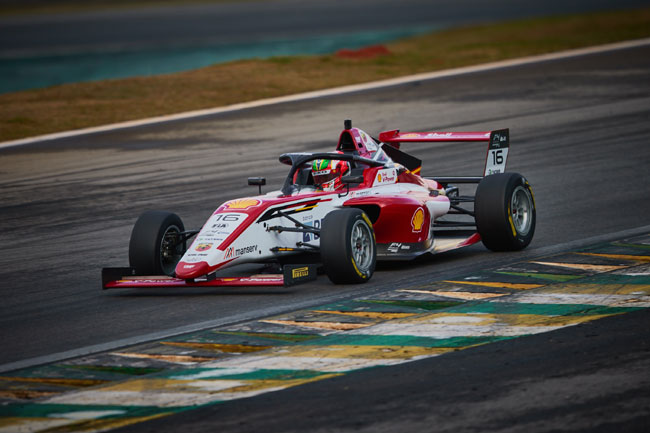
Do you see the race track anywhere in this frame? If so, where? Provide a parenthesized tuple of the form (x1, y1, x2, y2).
(1, 43, 649, 431)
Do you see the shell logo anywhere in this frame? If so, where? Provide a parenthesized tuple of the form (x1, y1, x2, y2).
(377, 173, 382, 182)
(225, 198, 261, 210)
(411, 207, 425, 233)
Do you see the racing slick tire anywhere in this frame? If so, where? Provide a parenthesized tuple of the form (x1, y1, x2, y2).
(321, 208, 376, 284)
(129, 210, 186, 276)
(475, 173, 536, 251)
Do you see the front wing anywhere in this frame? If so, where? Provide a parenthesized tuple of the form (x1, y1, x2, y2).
(102, 264, 318, 289)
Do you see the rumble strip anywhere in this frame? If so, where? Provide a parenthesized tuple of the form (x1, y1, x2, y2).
(1, 234, 650, 432)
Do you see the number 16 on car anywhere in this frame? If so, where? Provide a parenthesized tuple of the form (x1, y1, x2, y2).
(484, 129, 510, 176)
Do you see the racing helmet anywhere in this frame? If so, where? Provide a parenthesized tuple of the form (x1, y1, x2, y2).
(312, 158, 351, 191)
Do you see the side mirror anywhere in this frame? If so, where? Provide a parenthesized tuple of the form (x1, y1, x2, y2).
(339, 175, 364, 198)
(248, 177, 266, 194)
(341, 175, 364, 185)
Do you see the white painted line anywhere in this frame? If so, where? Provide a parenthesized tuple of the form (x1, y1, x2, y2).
(204, 354, 410, 372)
(346, 322, 569, 338)
(2, 37, 650, 151)
(494, 293, 650, 308)
(46, 389, 228, 408)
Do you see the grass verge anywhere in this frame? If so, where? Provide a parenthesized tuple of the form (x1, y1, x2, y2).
(2, 7, 650, 142)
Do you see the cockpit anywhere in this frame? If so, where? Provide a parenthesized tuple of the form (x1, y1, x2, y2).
(277, 120, 415, 196)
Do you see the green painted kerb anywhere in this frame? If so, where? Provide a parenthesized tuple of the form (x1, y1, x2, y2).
(444, 302, 642, 316)
(361, 300, 464, 311)
(494, 271, 582, 282)
(0, 403, 182, 419)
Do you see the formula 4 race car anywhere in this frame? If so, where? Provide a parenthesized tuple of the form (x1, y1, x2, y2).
(102, 120, 536, 289)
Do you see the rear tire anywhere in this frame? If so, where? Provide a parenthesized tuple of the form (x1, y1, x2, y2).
(321, 208, 376, 284)
(129, 210, 186, 276)
(475, 173, 536, 251)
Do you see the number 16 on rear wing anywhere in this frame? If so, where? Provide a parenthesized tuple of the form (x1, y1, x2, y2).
(484, 129, 509, 175)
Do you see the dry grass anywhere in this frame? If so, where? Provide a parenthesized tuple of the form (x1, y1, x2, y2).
(2, 7, 650, 142)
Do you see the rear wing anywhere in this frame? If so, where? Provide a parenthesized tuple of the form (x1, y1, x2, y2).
(378, 128, 509, 177)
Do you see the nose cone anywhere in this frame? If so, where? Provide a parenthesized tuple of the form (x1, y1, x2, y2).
(175, 261, 211, 280)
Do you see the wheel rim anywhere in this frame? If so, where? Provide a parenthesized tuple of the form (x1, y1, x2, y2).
(350, 220, 373, 273)
(511, 186, 533, 236)
(160, 225, 183, 275)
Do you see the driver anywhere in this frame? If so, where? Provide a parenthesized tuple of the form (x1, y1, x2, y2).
(312, 158, 351, 191)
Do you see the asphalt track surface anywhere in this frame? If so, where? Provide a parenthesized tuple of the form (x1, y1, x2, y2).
(5, 0, 649, 56)
(1, 44, 649, 430)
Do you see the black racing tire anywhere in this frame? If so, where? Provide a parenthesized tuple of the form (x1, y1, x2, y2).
(475, 173, 536, 252)
(128, 210, 186, 276)
(320, 208, 376, 284)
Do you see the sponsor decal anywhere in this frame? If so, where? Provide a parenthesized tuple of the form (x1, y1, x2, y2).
(236, 245, 258, 256)
(303, 219, 322, 242)
(426, 132, 452, 138)
(491, 132, 507, 147)
(373, 168, 397, 186)
(201, 212, 247, 242)
(401, 133, 421, 139)
(283, 264, 318, 286)
(224, 245, 258, 260)
(360, 132, 367, 143)
(197, 235, 229, 242)
(387, 242, 402, 253)
(292, 266, 310, 278)
(359, 130, 378, 151)
(244, 277, 282, 282)
(224, 199, 261, 210)
(183, 264, 195, 269)
(411, 207, 425, 233)
(387, 242, 412, 253)
(195, 243, 212, 252)
(257, 199, 329, 224)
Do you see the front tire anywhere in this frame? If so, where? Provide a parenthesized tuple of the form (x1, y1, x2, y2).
(475, 173, 536, 251)
(321, 208, 376, 284)
(129, 210, 186, 276)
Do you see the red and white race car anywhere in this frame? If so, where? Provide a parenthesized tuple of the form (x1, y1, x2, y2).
(103, 120, 536, 289)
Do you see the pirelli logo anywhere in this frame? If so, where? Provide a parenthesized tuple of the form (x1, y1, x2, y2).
(283, 264, 317, 287)
(292, 266, 310, 279)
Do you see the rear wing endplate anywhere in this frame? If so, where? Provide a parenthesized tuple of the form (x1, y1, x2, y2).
(378, 128, 510, 176)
